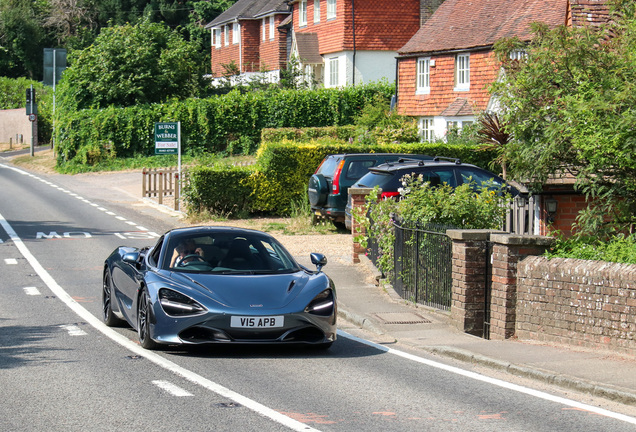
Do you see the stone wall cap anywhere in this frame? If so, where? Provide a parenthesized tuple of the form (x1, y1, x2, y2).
(490, 233, 554, 246)
(446, 229, 505, 241)
(349, 187, 380, 195)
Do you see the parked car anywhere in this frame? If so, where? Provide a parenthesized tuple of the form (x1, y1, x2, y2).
(345, 157, 524, 230)
(102, 226, 336, 350)
(308, 153, 433, 227)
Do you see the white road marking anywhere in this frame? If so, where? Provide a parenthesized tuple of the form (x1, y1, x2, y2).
(116, 216, 126, 221)
(125, 221, 137, 226)
(338, 330, 636, 425)
(23, 287, 41, 296)
(152, 380, 194, 397)
(0, 212, 322, 432)
(136, 226, 148, 231)
(4, 258, 17, 265)
(59, 324, 88, 336)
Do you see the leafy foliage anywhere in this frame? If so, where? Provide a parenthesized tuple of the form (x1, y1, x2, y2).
(546, 233, 636, 264)
(491, 3, 636, 234)
(56, 20, 203, 112)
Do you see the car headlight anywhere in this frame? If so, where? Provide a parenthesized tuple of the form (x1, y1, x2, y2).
(305, 289, 334, 316)
(159, 288, 206, 317)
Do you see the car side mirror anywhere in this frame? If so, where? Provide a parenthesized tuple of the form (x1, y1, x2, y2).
(123, 252, 141, 265)
(310, 253, 327, 272)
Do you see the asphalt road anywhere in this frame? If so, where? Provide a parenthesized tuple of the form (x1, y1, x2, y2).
(1, 162, 635, 432)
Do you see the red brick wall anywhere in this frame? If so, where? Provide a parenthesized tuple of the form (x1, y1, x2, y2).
(210, 25, 242, 76)
(517, 256, 636, 356)
(242, 21, 261, 72)
(259, 16, 288, 71)
(294, 0, 420, 54)
(397, 50, 499, 117)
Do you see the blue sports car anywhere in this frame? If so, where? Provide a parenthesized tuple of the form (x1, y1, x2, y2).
(102, 226, 336, 350)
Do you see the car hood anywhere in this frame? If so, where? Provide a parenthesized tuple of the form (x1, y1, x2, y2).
(170, 271, 313, 310)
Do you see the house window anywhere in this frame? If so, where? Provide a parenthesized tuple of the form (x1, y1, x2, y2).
(455, 53, 470, 90)
(232, 22, 240, 44)
(299, 0, 308, 27)
(328, 57, 339, 87)
(314, 0, 321, 23)
(213, 28, 221, 48)
(509, 49, 527, 61)
(446, 121, 460, 137)
(327, 0, 336, 19)
(419, 118, 434, 142)
(262, 18, 267, 41)
(269, 16, 275, 39)
(416, 57, 430, 94)
(224, 26, 229, 46)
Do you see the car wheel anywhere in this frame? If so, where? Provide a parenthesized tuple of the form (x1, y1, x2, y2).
(137, 288, 160, 350)
(308, 174, 328, 206)
(102, 271, 124, 327)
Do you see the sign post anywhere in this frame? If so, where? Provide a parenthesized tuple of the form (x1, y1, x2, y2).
(154, 122, 181, 210)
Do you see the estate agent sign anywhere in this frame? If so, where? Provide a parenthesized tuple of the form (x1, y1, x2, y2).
(154, 122, 179, 155)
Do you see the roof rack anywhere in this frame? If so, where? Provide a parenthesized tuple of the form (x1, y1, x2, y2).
(433, 156, 461, 164)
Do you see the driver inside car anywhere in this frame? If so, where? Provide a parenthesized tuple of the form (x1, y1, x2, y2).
(171, 238, 204, 267)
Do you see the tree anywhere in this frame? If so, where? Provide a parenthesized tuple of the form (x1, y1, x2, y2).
(491, 1, 636, 234)
(57, 20, 204, 111)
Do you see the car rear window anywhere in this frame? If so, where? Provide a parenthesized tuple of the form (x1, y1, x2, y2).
(355, 172, 395, 188)
(316, 157, 340, 177)
(345, 160, 376, 180)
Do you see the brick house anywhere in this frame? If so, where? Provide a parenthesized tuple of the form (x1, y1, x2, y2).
(286, 0, 424, 88)
(206, 0, 438, 88)
(205, 0, 291, 85)
(395, 0, 566, 141)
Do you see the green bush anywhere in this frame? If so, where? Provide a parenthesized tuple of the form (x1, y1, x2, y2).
(183, 164, 254, 217)
(545, 234, 636, 264)
(55, 83, 394, 168)
(261, 126, 357, 143)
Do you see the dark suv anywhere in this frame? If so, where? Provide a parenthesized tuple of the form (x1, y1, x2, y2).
(308, 153, 433, 226)
(344, 157, 525, 229)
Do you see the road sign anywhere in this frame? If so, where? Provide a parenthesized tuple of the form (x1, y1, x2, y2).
(154, 122, 179, 155)
(29, 114, 37, 122)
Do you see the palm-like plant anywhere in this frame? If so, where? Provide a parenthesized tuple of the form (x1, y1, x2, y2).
(476, 111, 510, 179)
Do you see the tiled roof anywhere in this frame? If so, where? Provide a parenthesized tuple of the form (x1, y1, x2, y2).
(399, 0, 567, 55)
(295, 33, 322, 64)
(440, 98, 474, 116)
(205, 0, 289, 28)
(567, 0, 611, 28)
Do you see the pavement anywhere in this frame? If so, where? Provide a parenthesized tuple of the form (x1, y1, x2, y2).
(4, 156, 636, 411)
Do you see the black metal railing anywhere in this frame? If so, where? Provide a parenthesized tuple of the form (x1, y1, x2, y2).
(392, 220, 455, 310)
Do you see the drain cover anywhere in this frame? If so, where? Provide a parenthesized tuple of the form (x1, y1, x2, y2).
(373, 312, 431, 325)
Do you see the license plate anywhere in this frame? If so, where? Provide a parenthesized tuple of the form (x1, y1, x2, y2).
(230, 316, 284, 328)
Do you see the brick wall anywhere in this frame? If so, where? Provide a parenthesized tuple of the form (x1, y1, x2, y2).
(517, 256, 636, 356)
(259, 16, 288, 71)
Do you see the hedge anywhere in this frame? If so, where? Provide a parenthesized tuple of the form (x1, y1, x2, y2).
(183, 138, 499, 216)
(55, 83, 393, 166)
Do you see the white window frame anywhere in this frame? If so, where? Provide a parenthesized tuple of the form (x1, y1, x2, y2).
(416, 57, 430, 95)
(327, 0, 336, 20)
(455, 53, 470, 91)
(269, 16, 275, 40)
(262, 18, 267, 41)
(327, 57, 339, 88)
(509, 49, 527, 61)
(232, 22, 240, 45)
(224, 26, 229, 46)
(419, 118, 434, 142)
(314, 0, 321, 23)
(299, 0, 308, 27)
(212, 28, 221, 48)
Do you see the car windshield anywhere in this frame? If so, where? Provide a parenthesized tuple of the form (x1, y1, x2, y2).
(163, 232, 301, 274)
